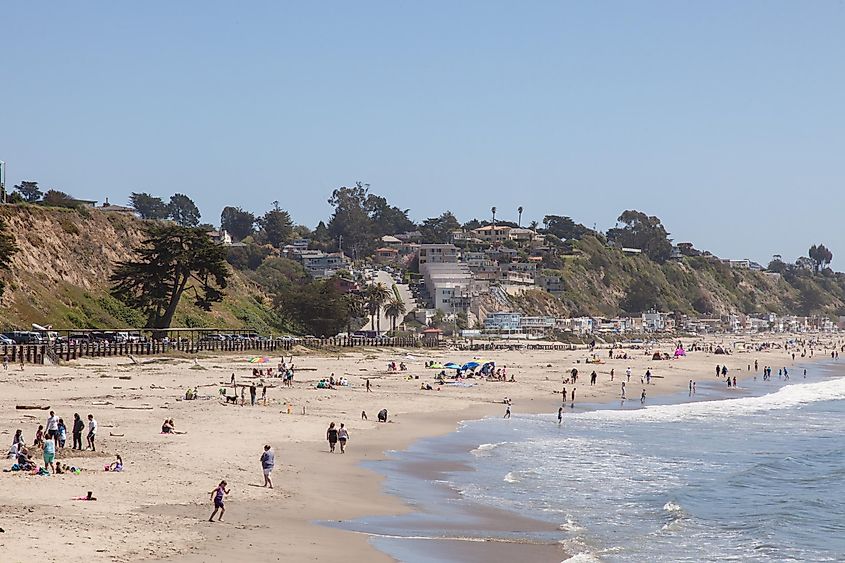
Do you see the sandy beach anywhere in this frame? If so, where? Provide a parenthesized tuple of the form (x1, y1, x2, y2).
(0, 335, 837, 563)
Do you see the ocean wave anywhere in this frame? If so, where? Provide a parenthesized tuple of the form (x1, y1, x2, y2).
(471, 442, 506, 457)
(561, 552, 603, 562)
(503, 471, 521, 483)
(558, 515, 583, 532)
(579, 377, 845, 423)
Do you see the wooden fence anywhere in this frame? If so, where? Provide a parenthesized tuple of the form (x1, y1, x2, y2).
(2, 337, 578, 365)
(2, 336, 431, 365)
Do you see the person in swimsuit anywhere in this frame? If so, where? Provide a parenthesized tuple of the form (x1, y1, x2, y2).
(209, 480, 230, 522)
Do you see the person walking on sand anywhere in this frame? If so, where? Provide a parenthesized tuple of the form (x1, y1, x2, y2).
(366, 378, 371, 392)
(561, 386, 567, 405)
(626, 367, 632, 382)
(260, 445, 274, 488)
(570, 388, 576, 409)
(72, 413, 84, 450)
(86, 414, 97, 451)
(504, 404, 511, 419)
(327, 422, 339, 453)
(641, 389, 647, 404)
(338, 423, 349, 453)
(558, 406, 563, 424)
(209, 480, 230, 522)
(621, 382, 626, 399)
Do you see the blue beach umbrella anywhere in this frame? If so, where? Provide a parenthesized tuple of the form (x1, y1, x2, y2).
(444, 362, 461, 370)
(462, 361, 480, 370)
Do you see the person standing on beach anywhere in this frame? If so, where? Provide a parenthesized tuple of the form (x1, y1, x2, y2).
(561, 386, 567, 405)
(641, 389, 646, 404)
(621, 382, 626, 399)
(626, 367, 631, 382)
(590, 371, 597, 386)
(366, 379, 371, 392)
(46, 410, 59, 442)
(338, 423, 349, 453)
(715, 364, 720, 377)
(86, 414, 97, 451)
(558, 407, 563, 424)
(249, 384, 257, 406)
(72, 413, 84, 450)
(209, 480, 230, 522)
(260, 445, 274, 488)
(326, 422, 338, 452)
(610, 369, 614, 382)
(43, 432, 56, 473)
(504, 404, 511, 419)
(692, 381, 696, 395)
(570, 388, 576, 408)
(2, 354, 7, 370)
(689, 380, 693, 396)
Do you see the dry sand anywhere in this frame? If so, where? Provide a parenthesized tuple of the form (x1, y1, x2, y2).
(0, 335, 837, 562)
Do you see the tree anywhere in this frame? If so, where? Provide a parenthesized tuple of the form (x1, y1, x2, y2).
(110, 225, 229, 331)
(0, 217, 19, 297)
(365, 282, 390, 333)
(276, 279, 348, 337)
(384, 295, 407, 333)
(42, 190, 78, 208)
(129, 192, 170, 220)
(368, 195, 415, 237)
(259, 206, 294, 248)
(343, 292, 367, 336)
(620, 277, 660, 313)
(606, 210, 673, 263)
(517, 206, 524, 228)
(767, 258, 789, 274)
(168, 193, 201, 227)
(808, 244, 833, 273)
(542, 215, 588, 241)
(419, 211, 461, 244)
(327, 182, 375, 257)
(220, 206, 256, 241)
(14, 181, 42, 203)
(491, 206, 497, 228)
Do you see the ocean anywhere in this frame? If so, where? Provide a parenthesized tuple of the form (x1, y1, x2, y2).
(340, 363, 845, 562)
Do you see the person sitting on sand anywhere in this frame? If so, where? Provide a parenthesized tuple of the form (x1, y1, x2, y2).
(12, 429, 23, 448)
(162, 419, 174, 434)
(108, 455, 123, 472)
(7, 441, 20, 460)
(17, 446, 35, 471)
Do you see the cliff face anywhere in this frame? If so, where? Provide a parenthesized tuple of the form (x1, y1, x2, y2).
(513, 235, 845, 320)
(0, 205, 282, 332)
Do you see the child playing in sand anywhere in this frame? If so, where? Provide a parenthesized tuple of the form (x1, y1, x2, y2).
(209, 480, 230, 522)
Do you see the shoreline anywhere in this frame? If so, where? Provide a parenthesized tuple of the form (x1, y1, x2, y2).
(0, 336, 838, 562)
(350, 357, 838, 563)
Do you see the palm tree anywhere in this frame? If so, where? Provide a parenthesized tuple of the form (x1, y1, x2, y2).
(384, 296, 407, 334)
(491, 206, 497, 227)
(517, 206, 524, 227)
(366, 282, 391, 333)
(343, 293, 366, 337)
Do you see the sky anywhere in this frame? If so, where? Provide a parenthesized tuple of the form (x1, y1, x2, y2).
(2, 2, 844, 267)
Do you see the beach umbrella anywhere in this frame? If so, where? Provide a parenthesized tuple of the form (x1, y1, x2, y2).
(444, 362, 461, 370)
(462, 361, 480, 370)
(248, 356, 271, 364)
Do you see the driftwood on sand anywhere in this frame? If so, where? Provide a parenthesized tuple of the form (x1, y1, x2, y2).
(114, 405, 154, 410)
(16, 405, 50, 410)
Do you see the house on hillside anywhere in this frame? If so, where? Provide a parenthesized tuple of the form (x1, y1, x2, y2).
(99, 198, 136, 214)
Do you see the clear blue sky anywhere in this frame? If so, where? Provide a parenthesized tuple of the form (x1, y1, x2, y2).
(2, 2, 843, 267)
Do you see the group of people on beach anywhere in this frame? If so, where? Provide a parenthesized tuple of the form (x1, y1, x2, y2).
(7, 411, 102, 475)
